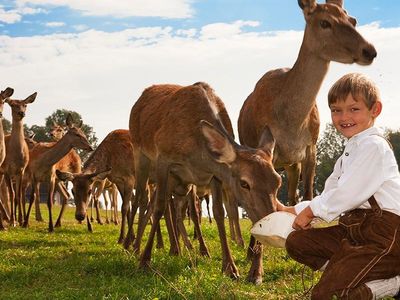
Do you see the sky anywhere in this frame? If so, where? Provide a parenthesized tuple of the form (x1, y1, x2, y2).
(1, 0, 400, 143)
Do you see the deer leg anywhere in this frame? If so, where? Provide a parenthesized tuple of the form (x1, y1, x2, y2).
(155, 220, 164, 249)
(5, 176, 16, 227)
(164, 200, 180, 256)
(0, 178, 10, 218)
(23, 181, 38, 228)
(247, 241, 264, 285)
(210, 178, 239, 279)
(285, 163, 301, 206)
(223, 188, 244, 247)
(47, 181, 56, 232)
(189, 190, 210, 257)
(132, 152, 151, 253)
(0, 198, 10, 223)
(15, 175, 25, 225)
(123, 191, 137, 249)
(301, 145, 316, 201)
(30, 182, 43, 222)
(174, 195, 192, 251)
(139, 161, 172, 269)
(132, 189, 152, 253)
(55, 181, 70, 227)
(103, 190, 110, 224)
(118, 185, 131, 244)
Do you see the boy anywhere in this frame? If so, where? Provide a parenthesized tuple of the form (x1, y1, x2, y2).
(278, 73, 400, 299)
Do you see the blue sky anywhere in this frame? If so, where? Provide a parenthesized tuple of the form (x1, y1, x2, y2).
(0, 1, 399, 142)
(1, 0, 399, 37)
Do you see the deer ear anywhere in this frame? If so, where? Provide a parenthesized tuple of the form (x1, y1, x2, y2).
(66, 113, 74, 128)
(298, 0, 317, 15)
(92, 168, 111, 182)
(56, 169, 75, 181)
(200, 120, 236, 164)
(258, 126, 275, 157)
(24, 92, 37, 104)
(326, 0, 343, 7)
(1, 87, 14, 99)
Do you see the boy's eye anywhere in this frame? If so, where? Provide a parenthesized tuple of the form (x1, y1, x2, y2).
(351, 108, 360, 112)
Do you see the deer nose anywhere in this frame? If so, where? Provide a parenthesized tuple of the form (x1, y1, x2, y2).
(18, 112, 25, 118)
(362, 46, 377, 62)
(75, 214, 85, 222)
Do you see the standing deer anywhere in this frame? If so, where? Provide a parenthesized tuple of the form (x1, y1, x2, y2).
(129, 82, 281, 279)
(238, 0, 376, 283)
(56, 129, 135, 241)
(2, 91, 37, 226)
(0, 87, 14, 230)
(23, 114, 93, 232)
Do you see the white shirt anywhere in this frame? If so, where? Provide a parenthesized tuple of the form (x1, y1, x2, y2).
(295, 126, 400, 222)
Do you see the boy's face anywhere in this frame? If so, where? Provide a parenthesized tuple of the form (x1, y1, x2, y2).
(330, 93, 382, 139)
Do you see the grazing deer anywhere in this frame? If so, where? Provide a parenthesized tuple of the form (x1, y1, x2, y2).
(237, 0, 377, 283)
(23, 114, 93, 232)
(129, 82, 281, 279)
(0, 87, 14, 230)
(56, 129, 135, 242)
(2, 91, 36, 226)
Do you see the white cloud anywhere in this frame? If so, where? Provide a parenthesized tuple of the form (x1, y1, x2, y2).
(45, 21, 65, 27)
(16, 0, 194, 18)
(0, 22, 399, 143)
(0, 8, 22, 24)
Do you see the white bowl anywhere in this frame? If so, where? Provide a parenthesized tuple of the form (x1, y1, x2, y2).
(250, 211, 296, 248)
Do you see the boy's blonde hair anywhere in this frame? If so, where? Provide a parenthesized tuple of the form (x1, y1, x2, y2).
(328, 73, 380, 109)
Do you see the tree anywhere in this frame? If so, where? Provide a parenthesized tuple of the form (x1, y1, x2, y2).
(314, 123, 346, 195)
(385, 128, 400, 169)
(29, 109, 98, 160)
(2, 118, 11, 134)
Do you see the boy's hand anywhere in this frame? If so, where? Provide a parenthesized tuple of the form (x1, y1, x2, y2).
(276, 199, 296, 215)
(292, 206, 315, 230)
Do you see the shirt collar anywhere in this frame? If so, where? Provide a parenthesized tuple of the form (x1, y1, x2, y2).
(347, 127, 381, 146)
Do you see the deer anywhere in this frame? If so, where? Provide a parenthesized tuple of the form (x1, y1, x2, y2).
(56, 129, 135, 241)
(88, 179, 119, 225)
(0, 87, 14, 230)
(23, 113, 93, 232)
(129, 82, 281, 279)
(237, 0, 377, 283)
(1, 91, 37, 226)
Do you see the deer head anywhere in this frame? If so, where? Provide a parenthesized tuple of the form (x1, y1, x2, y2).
(61, 113, 93, 152)
(5, 92, 37, 121)
(200, 121, 281, 222)
(49, 120, 66, 141)
(56, 169, 111, 221)
(0, 87, 14, 118)
(298, 0, 376, 65)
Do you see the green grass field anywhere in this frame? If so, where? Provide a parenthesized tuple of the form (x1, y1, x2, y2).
(0, 205, 318, 300)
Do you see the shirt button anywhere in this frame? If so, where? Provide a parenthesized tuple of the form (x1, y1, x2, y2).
(345, 152, 349, 156)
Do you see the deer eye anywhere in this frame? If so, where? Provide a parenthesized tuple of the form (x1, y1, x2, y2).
(240, 180, 250, 190)
(320, 20, 331, 29)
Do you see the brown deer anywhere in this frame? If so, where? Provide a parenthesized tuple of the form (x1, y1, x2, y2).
(2, 91, 37, 226)
(23, 114, 93, 232)
(237, 0, 376, 283)
(129, 82, 281, 279)
(56, 129, 135, 242)
(0, 87, 14, 230)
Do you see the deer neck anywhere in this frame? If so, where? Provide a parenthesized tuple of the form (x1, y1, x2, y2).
(0, 118, 5, 162)
(38, 136, 74, 167)
(278, 42, 330, 126)
(10, 119, 25, 146)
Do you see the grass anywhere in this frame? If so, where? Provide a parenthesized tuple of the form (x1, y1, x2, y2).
(0, 205, 319, 300)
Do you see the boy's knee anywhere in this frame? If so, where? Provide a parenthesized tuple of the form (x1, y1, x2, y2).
(285, 230, 302, 257)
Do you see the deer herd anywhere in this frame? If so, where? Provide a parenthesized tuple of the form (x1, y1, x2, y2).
(0, 0, 377, 285)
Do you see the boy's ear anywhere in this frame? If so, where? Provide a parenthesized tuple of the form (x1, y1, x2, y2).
(372, 101, 382, 117)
